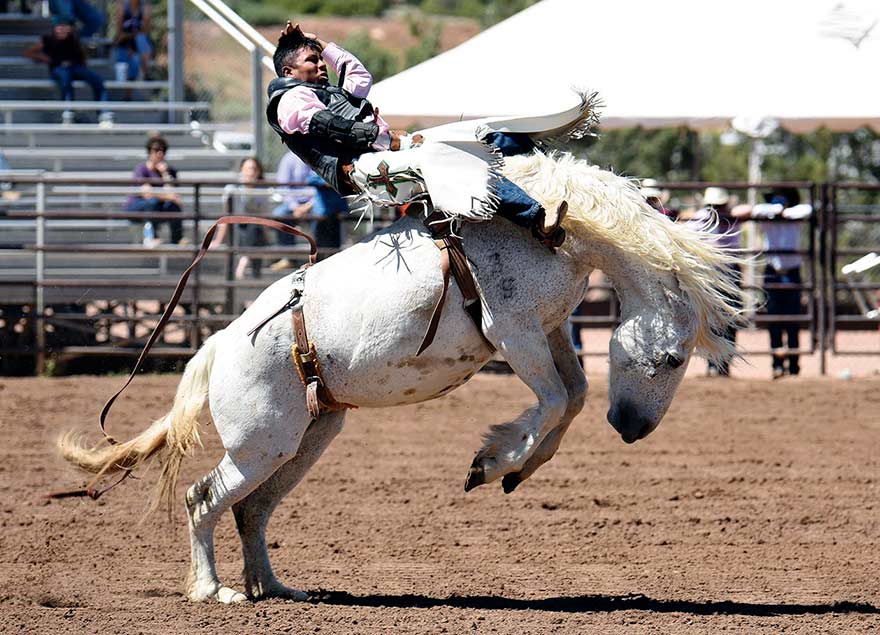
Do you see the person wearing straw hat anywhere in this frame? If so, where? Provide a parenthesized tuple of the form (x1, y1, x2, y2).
(734, 187, 812, 378)
(640, 179, 674, 219)
(688, 186, 750, 376)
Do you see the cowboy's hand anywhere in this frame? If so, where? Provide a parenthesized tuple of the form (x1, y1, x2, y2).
(281, 21, 325, 50)
(389, 131, 402, 151)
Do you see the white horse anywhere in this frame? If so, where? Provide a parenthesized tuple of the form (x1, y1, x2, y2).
(59, 151, 743, 604)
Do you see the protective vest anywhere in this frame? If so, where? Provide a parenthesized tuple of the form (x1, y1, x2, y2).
(266, 77, 376, 193)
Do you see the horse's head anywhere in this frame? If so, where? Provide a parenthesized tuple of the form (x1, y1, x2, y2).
(606, 278, 698, 443)
(499, 151, 744, 443)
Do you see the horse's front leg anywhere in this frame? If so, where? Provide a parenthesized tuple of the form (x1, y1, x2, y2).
(501, 324, 588, 493)
(464, 321, 569, 491)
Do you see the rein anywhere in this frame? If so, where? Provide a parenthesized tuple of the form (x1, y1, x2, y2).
(46, 217, 317, 502)
(98, 216, 318, 445)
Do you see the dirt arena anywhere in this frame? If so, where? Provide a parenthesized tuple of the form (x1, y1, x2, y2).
(1, 373, 878, 634)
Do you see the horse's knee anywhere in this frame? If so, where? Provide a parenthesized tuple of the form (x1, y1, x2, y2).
(542, 386, 569, 424)
(565, 375, 588, 417)
(185, 477, 218, 525)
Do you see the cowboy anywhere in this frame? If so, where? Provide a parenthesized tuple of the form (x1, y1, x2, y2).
(265, 22, 567, 250)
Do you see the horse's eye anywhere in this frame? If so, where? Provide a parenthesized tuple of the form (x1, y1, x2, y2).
(664, 352, 684, 369)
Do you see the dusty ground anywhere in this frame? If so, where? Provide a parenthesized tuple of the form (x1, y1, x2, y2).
(0, 374, 878, 634)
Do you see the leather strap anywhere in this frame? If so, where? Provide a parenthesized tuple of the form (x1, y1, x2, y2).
(98, 216, 318, 445)
(291, 307, 353, 419)
(417, 212, 494, 355)
(418, 239, 451, 355)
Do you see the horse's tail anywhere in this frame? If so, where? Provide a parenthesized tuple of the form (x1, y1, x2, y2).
(58, 333, 219, 516)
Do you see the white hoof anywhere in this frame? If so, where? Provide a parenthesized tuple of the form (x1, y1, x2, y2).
(216, 586, 248, 604)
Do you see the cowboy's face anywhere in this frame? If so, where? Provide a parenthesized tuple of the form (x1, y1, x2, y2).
(283, 47, 327, 84)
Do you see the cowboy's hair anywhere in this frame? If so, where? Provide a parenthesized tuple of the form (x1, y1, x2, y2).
(273, 30, 321, 77)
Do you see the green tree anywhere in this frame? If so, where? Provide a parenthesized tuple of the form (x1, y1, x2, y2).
(338, 30, 399, 82)
(403, 16, 442, 68)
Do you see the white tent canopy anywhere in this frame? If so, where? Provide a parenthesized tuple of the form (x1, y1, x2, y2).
(371, 0, 880, 132)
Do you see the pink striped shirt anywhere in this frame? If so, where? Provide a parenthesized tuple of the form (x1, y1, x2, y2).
(276, 42, 391, 150)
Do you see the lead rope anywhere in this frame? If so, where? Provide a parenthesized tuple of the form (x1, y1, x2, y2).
(46, 216, 318, 501)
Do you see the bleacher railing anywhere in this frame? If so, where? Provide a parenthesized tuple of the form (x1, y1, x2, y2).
(1, 174, 879, 374)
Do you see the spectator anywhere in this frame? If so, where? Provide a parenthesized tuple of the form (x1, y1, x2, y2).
(306, 171, 346, 252)
(212, 157, 269, 280)
(23, 20, 112, 126)
(641, 179, 676, 220)
(688, 187, 748, 377)
(48, 0, 104, 40)
(125, 135, 184, 244)
(112, 0, 153, 82)
(0, 0, 31, 13)
(0, 150, 13, 215)
(739, 187, 812, 378)
(268, 151, 317, 271)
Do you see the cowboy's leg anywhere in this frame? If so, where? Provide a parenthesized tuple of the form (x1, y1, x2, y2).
(232, 410, 346, 600)
(483, 131, 536, 157)
(465, 318, 569, 491)
(494, 177, 543, 229)
(501, 324, 588, 493)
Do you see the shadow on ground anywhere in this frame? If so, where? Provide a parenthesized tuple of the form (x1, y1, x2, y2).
(307, 591, 879, 617)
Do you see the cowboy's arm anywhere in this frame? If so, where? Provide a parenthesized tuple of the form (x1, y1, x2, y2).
(321, 43, 372, 99)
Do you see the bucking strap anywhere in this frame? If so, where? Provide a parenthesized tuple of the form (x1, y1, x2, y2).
(98, 216, 318, 445)
(291, 306, 353, 419)
(417, 213, 494, 355)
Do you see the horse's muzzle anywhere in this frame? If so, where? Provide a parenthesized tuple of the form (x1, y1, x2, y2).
(607, 400, 654, 444)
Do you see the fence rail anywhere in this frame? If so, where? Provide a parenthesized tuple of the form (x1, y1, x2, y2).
(1, 175, 878, 374)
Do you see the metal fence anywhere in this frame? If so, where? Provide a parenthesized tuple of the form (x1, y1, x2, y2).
(1, 174, 879, 375)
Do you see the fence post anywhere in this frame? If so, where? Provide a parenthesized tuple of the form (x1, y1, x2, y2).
(809, 184, 822, 375)
(167, 0, 185, 124)
(251, 47, 264, 162)
(35, 181, 46, 374)
(190, 184, 202, 353)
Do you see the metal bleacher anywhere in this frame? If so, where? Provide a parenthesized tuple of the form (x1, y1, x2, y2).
(0, 6, 262, 371)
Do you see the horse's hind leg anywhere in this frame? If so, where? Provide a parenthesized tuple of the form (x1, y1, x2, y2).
(185, 447, 296, 603)
(232, 410, 346, 601)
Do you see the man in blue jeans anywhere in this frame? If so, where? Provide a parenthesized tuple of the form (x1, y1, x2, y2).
(48, 0, 104, 40)
(23, 20, 112, 125)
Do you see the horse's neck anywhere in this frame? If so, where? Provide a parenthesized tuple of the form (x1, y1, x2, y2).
(572, 239, 673, 317)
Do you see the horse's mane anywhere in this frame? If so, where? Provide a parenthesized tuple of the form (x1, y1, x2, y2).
(502, 152, 747, 365)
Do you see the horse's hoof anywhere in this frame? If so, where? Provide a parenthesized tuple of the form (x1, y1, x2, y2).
(259, 584, 308, 602)
(216, 587, 248, 604)
(501, 472, 522, 494)
(464, 464, 485, 492)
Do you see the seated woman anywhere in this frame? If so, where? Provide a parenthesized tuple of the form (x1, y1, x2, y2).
(124, 135, 184, 244)
(212, 157, 270, 280)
